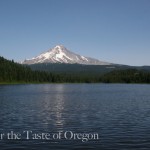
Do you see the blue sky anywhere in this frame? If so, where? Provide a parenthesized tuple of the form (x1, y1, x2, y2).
(0, 0, 150, 66)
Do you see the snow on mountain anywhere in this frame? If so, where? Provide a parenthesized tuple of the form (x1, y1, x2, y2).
(22, 45, 111, 65)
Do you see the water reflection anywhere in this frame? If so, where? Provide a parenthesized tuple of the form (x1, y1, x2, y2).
(35, 84, 66, 130)
(52, 84, 65, 130)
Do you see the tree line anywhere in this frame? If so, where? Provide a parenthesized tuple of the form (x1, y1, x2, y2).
(0, 56, 150, 83)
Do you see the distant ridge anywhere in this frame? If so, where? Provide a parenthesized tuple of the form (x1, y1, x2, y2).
(22, 45, 111, 65)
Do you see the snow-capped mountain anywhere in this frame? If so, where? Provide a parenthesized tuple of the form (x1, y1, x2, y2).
(22, 45, 111, 65)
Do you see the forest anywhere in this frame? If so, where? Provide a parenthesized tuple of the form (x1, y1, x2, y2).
(0, 56, 150, 84)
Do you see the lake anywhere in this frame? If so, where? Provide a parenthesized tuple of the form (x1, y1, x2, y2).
(0, 84, 150, 150)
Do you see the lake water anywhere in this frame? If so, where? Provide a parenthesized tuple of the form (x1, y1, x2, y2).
(0, 84, 150, 150)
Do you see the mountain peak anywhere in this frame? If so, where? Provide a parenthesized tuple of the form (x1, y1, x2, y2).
(50, 45, 67, 53)
(22, 45, 111, 65)
(52, 45, 64, 50)
(54, 45, 65, 49)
